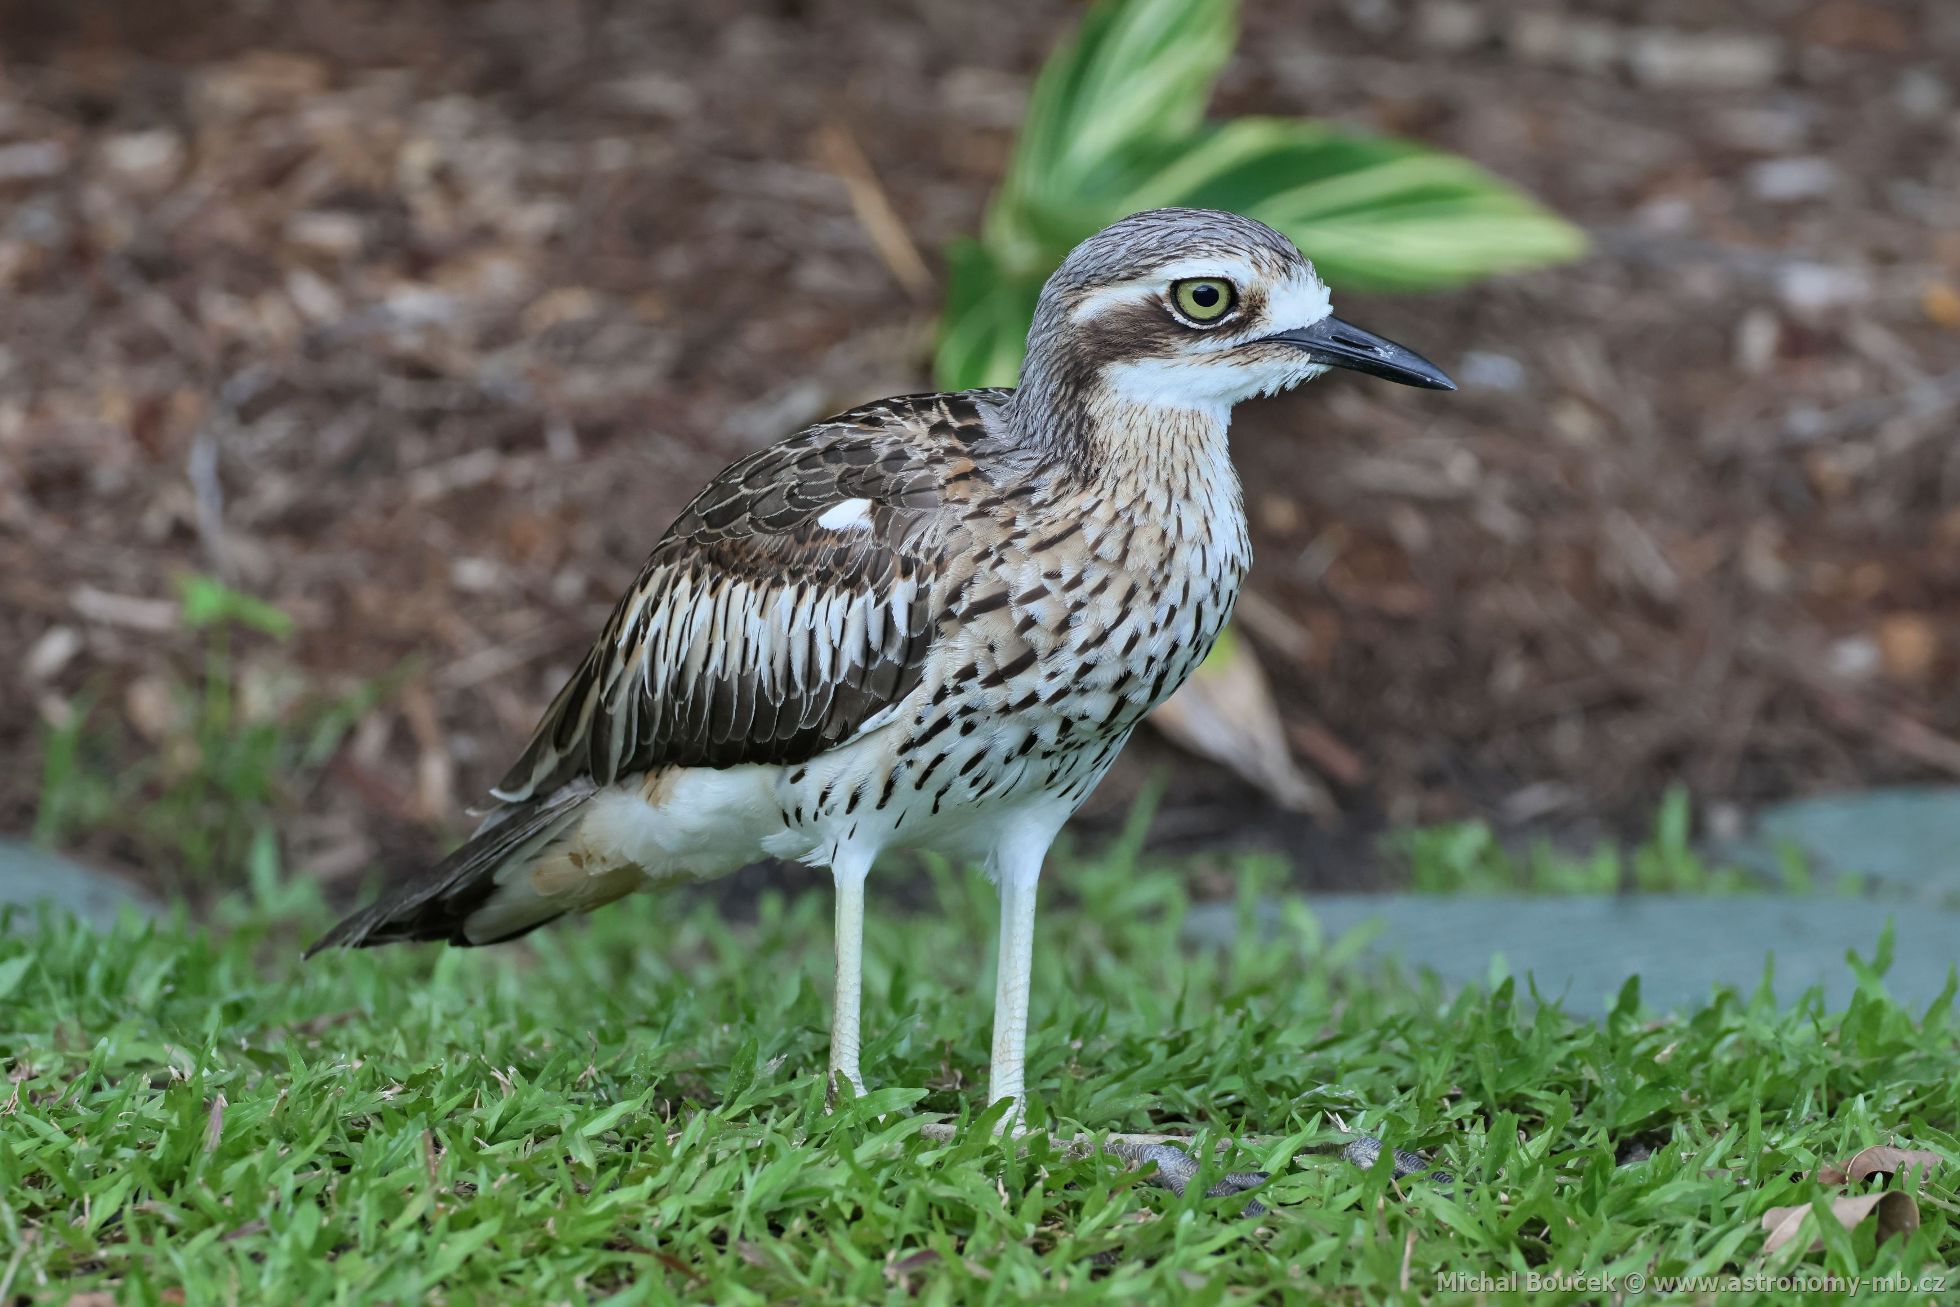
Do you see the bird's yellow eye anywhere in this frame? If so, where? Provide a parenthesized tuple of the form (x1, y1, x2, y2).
(1171, 278, 1236, 324)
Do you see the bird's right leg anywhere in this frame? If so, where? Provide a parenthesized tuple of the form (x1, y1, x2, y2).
(828, 848, 873, 1101)
(985, 843, 1044, 1121)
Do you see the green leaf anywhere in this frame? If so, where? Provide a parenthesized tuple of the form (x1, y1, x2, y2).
(720, 1034, 760, 1103)
(933, 240, 1043, 390)
(579, 1089, 651, 1138)
(425, 1217, 504, 1282)
(0, 953, 32, 1001)
(989, 0, 1237, 275)
(937, 0, 1585, 390)
(1117, 119, 1588, 291)
(176, 574, 295, 640)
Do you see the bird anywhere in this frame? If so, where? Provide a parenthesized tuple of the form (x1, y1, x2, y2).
(310, 207, 1454, 1122)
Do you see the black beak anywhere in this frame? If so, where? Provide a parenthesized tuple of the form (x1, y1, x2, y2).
(1264, 315, 1456, 391)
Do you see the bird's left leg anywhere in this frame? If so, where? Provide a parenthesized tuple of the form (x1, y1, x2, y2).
(979, 843, 1268, 1198)
(828, 846, 875, 1102)
(985, 824, 1054, 1121)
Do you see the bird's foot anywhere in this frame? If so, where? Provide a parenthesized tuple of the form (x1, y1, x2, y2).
(918, 1124, 1271, 1213)
(1118, 1131, 1450, 1213)
(1319, 1131, 1452, 1186)
(1126, 1140, 1271, 1215)
(913, 1124, 1446, 1215)
(825, 1066, 867, 1110)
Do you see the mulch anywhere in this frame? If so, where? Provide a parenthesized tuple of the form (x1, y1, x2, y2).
(2, 0, 1955, 894)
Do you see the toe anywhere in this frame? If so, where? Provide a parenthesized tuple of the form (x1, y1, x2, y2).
(1133, 1143, 1268, 1214)
(1206, 1170, 1270, 1215)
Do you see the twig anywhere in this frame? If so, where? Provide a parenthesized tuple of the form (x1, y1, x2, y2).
(433, 624, 576, 692)
(1810, 691, 1960, 779)
(1746, 639, 1960, 779)
(815, 122, 934, 302)
(1232, 589, 1315, 663)
(1740, 366, 1960, 449)
(70, 586, 180, 633)
(1287, 716, 1369, 789)
(187, 427, 229, 579)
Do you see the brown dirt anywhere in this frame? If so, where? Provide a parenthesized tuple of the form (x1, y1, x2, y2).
(2, 0, 1956, 893)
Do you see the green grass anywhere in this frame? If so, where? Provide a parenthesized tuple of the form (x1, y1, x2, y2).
(34, 574, 398, 890)
(1399, 791, 1765, 896)
(3, 842, 1956, 1304)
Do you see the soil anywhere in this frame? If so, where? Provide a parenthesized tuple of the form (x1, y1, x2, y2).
(2, 0, 1956, 895)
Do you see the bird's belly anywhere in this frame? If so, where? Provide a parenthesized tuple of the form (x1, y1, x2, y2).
(742, 694, 1120, 864)
(827, 607, 1228, 832)
(974, 561, 1241, 736)
(563, 540, 1242, 880)
(561, 711, 1133, 888)
(573, 764, 796, 881)
(784, 553, 1244, 857)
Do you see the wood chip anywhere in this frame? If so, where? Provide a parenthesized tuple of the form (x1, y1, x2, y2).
(70, 587, 179, 633)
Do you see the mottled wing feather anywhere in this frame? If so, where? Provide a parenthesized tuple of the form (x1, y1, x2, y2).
(492, 398, 989, 802)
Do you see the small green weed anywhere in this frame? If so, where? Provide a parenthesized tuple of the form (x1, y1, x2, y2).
(32, 574, 396, 889)
(1402, 789, 1766, 896)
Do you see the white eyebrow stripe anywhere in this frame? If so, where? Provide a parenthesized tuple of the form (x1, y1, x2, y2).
(1067, 254, 1282, 324)
(817, 498, 875, 530)
(1147, 255, 1260, 284)
(1069, 279, 1159, 323)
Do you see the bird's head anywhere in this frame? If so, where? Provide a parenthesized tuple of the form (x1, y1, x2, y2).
(1016, 208, 1454, 425)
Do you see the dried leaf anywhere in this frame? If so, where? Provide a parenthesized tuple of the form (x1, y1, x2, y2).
(651, 1250, 696, 1279)
(400, 681, 457, 822)
(1874, 614, 1939, 684)
(124, 674, 183, 744)
(884, 1248, 942, 1284)
(1923, 281, 1960, 331)
(203, 1091, 227, 1153)
(1147, 629, 1335, 821)
(1842, 1145, 1944, 1184)
(71, 586, 179, 634)
(1812, 1144, 1944, 1186)
(1760, 1192, 1919, 1255)
(1288, 716, 1369, 789)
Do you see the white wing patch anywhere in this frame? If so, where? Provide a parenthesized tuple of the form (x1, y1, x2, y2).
(817, 498, 875, 531)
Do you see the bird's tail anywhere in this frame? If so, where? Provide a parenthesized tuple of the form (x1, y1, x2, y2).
(306, 786, 600, 956)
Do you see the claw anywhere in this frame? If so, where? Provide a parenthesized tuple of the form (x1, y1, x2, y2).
(1132, 1141, 1269, 1215)
(1337, 1133, 1452, 1189)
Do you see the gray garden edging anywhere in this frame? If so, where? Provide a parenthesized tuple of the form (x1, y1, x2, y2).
(0, 838, 159, 933)
(1185, 893, 1960, 1012)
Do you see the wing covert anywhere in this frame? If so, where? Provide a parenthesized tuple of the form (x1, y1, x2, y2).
(491, 404, 981, 802)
